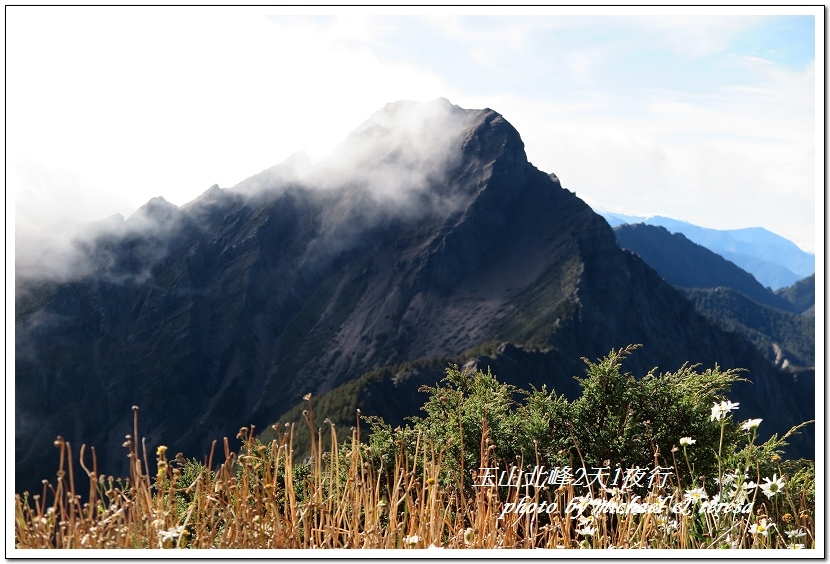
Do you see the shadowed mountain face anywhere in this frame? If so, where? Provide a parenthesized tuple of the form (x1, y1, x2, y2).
(15, 99, 814, 493)
(610, 224, 814, 371)
(776, 274, 816, 316)
(601, 213, 814, 291)
(612, 223, 795, 312)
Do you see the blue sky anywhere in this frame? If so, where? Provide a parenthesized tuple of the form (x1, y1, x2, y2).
(8, 7, 820, 255)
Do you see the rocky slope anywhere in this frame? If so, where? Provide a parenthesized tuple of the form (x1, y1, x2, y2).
(15, 99, 814, 493)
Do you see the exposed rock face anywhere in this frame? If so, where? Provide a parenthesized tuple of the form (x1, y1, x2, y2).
(15, 99, 814, 493)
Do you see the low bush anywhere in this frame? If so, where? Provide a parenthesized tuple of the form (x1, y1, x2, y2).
(14, 346, 814, 550)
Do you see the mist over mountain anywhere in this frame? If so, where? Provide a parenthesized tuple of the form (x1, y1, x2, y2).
(601, 212, 814, 290)
(15, 99, 814, 494)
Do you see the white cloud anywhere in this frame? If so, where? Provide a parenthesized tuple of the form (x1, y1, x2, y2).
(9, 8, 453, 268)
(9, 8, 818, 264)
(625, 15, 764, 57)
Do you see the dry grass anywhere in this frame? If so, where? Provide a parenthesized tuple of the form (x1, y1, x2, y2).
(14, 405, 816, 550)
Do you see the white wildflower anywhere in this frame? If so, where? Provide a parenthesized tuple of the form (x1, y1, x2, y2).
(740, 418, 762, 431)
(573, 495, 592, 514)
(158, 525, 185, 547)
(655, 515, 678, 532)
(749, 518, 774, 536)
(603, 486, 622, 498)
(715, 472, 735, 486)
(576, 525, 596, 536)
(404, 534, 419, 546)
(722, 399, 739, 412)
(684, 487, 708, 503)
(759, 474, 785, 499)
(710, 400, 739, 421)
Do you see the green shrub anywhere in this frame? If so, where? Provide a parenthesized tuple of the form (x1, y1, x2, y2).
(366, 345, 805, 499)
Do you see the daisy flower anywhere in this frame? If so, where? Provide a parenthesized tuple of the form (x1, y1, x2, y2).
(710, 400, 740, 421)
(740, 418, 763, 431)
(158, 525, 185, 547)
(684, 487, 708, 503)
(576, 525, 596, 536)
(749, 518, 774, 536)
(404, 534, 420, 546)
(760, 474, 785, 499)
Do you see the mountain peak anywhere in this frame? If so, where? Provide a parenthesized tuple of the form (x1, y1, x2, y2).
(377, 96, 466, 116)
(344, 98, 488, 154)
(16, 99, 813, 494)
(261, 99, 531, 219)
(126, 195, 178, 225)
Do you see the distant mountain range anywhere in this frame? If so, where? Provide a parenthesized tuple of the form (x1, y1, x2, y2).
(15, 99, 814, 494)
(612, 223, 814, 371)
(601, 213, 814, 290)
